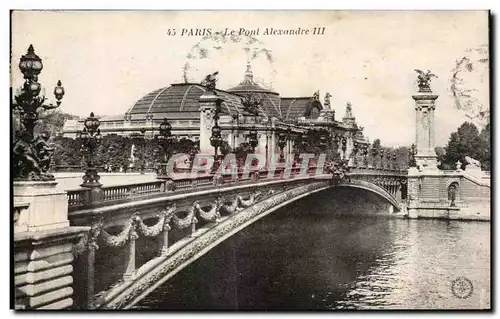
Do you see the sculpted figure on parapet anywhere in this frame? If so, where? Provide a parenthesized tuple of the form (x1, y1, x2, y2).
(324, 92, 332, 110)
(464, 156, 481, 169)
(13, 131, 55, 181)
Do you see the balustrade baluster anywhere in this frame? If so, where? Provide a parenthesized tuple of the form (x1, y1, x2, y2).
(123, 223, 138, 281)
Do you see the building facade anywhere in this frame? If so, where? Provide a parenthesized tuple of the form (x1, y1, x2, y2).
(62, 63, 369, 159)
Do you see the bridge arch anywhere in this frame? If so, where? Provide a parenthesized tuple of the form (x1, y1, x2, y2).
(76, 176, 405, 310)
(336, 179, 401, 211)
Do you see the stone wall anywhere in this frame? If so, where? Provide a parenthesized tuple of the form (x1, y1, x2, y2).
(407, 168, 490, 220)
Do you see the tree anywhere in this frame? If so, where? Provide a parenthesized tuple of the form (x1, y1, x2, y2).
(478, 122, 491, 170)
(435, 146, 448, 169)
(441, 122, 487, 170)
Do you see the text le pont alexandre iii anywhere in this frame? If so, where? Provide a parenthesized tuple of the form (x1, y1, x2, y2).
(167, 27, 326, 37)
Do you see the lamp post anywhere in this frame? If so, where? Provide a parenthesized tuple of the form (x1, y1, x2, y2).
(277, 130, 287, 162)
(139, 128, 146, 174)
(13, 44, 65, 181)
(352, 141, 359, 167)
(392, 150, 398, 171)
(158, 118, 174, 179)
(318, 130, 328, 151)
(248, 126, 258, 153)
(371, 144, 378, 168)
(362, 143, 369, 167)
(333, 134, 340, 157)
(342, 137, 348, 159)
(79, 112, 103, 188)
(385, 149, 391, 170)
(210, 104, 223, 172)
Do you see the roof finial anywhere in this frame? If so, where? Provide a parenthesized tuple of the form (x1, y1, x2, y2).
(244, 61, 253, 83)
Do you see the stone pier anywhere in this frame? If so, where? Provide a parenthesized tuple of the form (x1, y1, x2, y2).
(14, 181, 88, 310)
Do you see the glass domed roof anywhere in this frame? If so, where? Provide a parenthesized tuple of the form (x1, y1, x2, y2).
(127, 83, 246, 116)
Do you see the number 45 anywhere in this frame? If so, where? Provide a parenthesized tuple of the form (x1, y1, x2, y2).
(167, 29, 177, 36)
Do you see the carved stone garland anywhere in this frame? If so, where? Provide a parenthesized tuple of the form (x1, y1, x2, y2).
(100, 219, 136, 248)
(194, 198, 223, 223)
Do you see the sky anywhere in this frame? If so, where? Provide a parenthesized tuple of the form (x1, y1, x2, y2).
(10, 10, 489, 147)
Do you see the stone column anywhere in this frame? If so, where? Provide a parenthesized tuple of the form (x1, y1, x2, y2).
(270, 118, 277, 156)
(412, 92, 439, 170)
(257, 133, 267, 156)
(14, 181, 89, 310)
(199, 93, 223, 156)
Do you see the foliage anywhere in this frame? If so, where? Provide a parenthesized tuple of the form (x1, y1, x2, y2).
(49, 134, 201, 171)
(440, 122, 490, 170)
(51, 136, 83, 167)
(13, 109, 79, 142)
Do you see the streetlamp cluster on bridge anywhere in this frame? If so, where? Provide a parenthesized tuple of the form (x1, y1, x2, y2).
(13, 45, 65, 182)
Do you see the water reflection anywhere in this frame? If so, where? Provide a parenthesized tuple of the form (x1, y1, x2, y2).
(136, 188, 490, 310)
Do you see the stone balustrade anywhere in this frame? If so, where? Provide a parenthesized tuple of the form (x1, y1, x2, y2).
(65, 165, 321, 211)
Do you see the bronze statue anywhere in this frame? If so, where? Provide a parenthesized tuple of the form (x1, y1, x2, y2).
(313, 90, 320, 101)
(13, 132, 48, 180)
(34, 131, 55, 173)
(201, 71, 219, 91)
(414, 69, 438, 92)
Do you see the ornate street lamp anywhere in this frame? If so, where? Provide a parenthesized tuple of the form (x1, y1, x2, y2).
(210, 124, 223, 157)
(333, 133, 340, 155)
(79, 112, 102, 188)
(371, 144, 378, 168)
(300, 132, 308, 149)
(385, 149, 391, 170)
(362, 143, 369, 167)
(352, 141, 359, 167)
(13, 45, 65, 181)
(392, 150, 398, 170)
(138, 128, 146, 174)
(341, 137, 348, 159)
(248, 126, 258, 152)
(157, 118, 174, 178)
(277, 130, 287, 162)
(318, 130, 328, 151)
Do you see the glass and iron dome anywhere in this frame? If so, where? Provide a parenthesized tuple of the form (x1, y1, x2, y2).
(227, 63, 282, 118)
(126, 62, 284, 120)
(127, 83, 247, 116)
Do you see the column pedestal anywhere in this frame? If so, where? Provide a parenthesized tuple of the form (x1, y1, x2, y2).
(412, 92, 439, 171)
(14, 180, 89, 309)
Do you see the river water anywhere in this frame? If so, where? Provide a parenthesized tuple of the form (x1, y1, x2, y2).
(135, 189, 490, 310)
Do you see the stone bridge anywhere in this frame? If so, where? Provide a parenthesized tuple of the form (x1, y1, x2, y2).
(14, 166, 406, 310)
